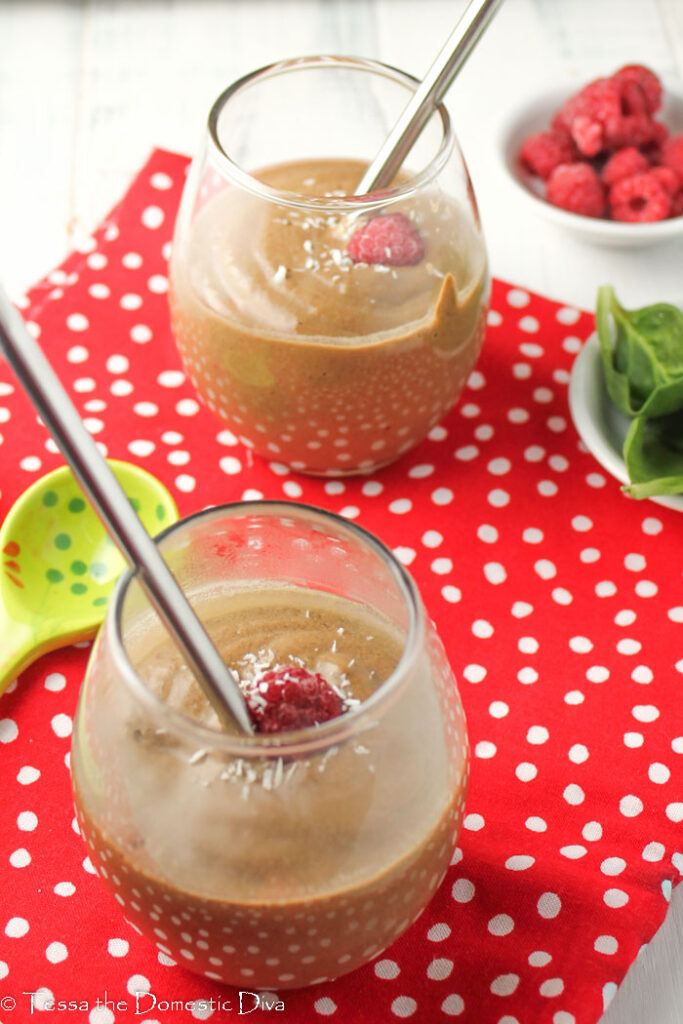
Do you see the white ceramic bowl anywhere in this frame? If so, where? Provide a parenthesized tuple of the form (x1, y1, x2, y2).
(499, 84, 683, 247)
(568, 334, 683, 512)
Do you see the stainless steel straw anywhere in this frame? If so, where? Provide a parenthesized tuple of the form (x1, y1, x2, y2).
(0, 284, 254, 734)
(355, 0, 505, 196)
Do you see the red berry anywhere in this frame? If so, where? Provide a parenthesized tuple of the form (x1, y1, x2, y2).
(519, 130, 576, 180)
(552, 78, 619, 132)
(551, 71, 664, 158)
(652, 121, 671, 147)
(615, 78, 650, 116)
(246, 665, 346, 734)
(571, 115, 604, 157)
(602, 146, 650, 187)
(538, 69, 677, 222)
(661, 134, 683, 181)
(641, 121, 670, 164)
(603, 112, 660, 150)
(650, 165, 680, 196)
(671, 190, 683, 218)
(346, 213, 424, 266)
(612, 65, 663, 114)
(546, 162, 606, 218)
(609, 171, 672, 222)
(552, 78, 622, 156)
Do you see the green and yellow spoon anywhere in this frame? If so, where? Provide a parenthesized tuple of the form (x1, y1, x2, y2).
(0, 284, 252, 732)
(0, 460, 178, 695)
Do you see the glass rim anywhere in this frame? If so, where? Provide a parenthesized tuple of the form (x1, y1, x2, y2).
(206, 55, 454, 212)
(109, 500, 426, 757)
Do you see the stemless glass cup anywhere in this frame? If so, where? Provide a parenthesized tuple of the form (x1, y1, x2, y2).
(168, 56, 490, 476)
(72, 502, 469, 989)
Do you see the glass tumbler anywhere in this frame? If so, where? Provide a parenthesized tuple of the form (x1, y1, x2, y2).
(168, 56, 489, 475)
(72, 502, 469, 989)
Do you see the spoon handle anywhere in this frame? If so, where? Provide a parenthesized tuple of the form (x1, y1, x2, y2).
(355, 0, 505, 196)
(0, 286, 253, 734)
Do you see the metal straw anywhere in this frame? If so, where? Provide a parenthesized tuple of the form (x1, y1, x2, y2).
(0, 285, 254, 735)
(355, 0, 505, 196)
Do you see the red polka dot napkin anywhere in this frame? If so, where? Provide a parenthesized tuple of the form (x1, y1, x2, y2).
(0, 150, 681, 1024)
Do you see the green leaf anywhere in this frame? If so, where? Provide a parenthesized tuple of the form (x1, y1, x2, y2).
(596, 285, 683, 418)
(623, 412, 683, 498)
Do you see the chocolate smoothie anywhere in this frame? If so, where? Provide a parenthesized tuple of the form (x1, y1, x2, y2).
(73, 585, 468, 989)
(169, 158, 488, 473)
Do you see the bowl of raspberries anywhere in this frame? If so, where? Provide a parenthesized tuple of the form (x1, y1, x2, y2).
(501, 65, 683, 245)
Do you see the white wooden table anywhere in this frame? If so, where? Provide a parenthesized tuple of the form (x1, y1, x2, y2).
(0, 2, 681, 1021)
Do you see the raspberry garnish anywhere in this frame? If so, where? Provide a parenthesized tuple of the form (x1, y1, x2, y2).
(246, 665, 346, 734)
(602, 146, 650, 187)
(546, 162, 606, 218)
(519, 130, 576, 180)
(608, 171, 671, 222)
(346, 213, 424, 266)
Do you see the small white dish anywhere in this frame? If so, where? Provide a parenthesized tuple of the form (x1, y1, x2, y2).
(498, 84, 683, 248)
(568, 334, 683, 512)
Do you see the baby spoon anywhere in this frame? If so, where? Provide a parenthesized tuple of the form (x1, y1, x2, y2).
(0, 460, 178, 696)
(0, 284, 254, 733)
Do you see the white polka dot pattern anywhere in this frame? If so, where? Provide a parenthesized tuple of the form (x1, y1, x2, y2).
(0, 152, 679, 1024)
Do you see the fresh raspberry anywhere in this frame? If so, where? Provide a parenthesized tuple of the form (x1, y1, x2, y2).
(612, 65, 663, 114)
(519, 130, 576, 180)
(546, 162, 606, 218)
(571, 115, 604, 157)
(650, 165, 680, 196)
(346, 213, 424, 266)
(652, 121, 670, 147)
(671, 190, 683, 218)
(552, 78, 618, 132)
(609, 171, 671, 222)
(246, 665, 346, 734)
(552, 72, 664, 157)
(602, 146, 650, 186)
(552, 78, 622, 156)
(641, 121, 670, 164)
(661, 134, 683, 180)
(603, 112, 660, 151)
(615, 78, 650, 116)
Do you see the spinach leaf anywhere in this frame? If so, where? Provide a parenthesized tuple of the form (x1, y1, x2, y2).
(595, 285, 683, 498)
(596, 285, 683, 418)
(623, 411, 683, 498)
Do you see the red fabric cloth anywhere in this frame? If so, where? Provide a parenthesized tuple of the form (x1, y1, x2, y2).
(0, 149, 680, 1024)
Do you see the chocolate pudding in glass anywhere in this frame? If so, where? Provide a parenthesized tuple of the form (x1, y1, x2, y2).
(169, 57, 489, 475)
(71, 503, 469, 988)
